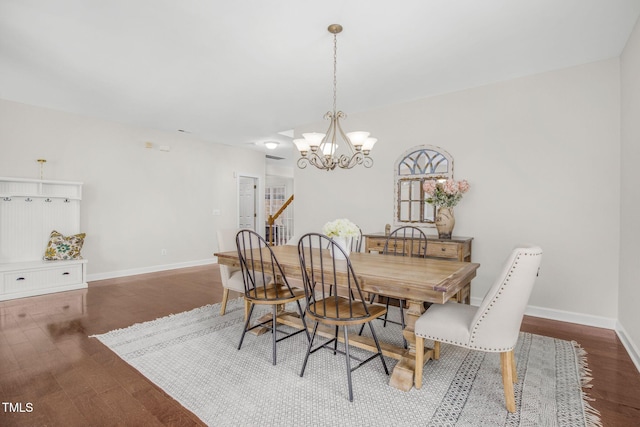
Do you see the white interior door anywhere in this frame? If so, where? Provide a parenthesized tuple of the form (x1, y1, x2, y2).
(238, 176, 257, 230)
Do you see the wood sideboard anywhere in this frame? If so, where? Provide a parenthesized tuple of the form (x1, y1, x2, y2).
(363, 233, 473, 304)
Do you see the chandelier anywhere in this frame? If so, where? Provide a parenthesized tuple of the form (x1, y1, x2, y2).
(294, 24, 377, 171)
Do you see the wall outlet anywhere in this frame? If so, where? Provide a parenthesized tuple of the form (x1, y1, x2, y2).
(161, 249, 167, 256)
(213, 209, 221, 216)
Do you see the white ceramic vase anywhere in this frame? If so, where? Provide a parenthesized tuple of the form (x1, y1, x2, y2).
(332, 236, 352, 259)
(435, 206, 455, 239)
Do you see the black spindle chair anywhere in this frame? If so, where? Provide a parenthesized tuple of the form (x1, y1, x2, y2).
(359, 226, 428, 348)
(297, 233, 389, 402)
(236, 230, 310, 365)
(327, 225, 363, 297)
(351, 226, 364, 253)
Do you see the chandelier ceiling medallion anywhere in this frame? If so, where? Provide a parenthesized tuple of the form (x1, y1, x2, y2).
(294, 24, 377, 171)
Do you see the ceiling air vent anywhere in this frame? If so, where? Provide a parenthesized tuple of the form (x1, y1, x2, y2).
(266, 154, 284, 160)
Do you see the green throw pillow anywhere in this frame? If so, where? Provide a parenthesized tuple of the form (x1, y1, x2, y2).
(44, 230, 86, 260)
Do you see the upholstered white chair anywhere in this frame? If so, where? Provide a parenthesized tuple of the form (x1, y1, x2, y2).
(216, 228, 251, 320)
(414, 245, 542, 413)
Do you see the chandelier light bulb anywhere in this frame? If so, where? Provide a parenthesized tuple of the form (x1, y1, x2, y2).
(321, 143, 337, 156)
(346, 131, 370, 149)
(293, 138, 310, 155)
(301, 132, 325, 149)
(362, 137, 377, 152)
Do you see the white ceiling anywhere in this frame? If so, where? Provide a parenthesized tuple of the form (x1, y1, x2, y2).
(2, 0, 639, 163)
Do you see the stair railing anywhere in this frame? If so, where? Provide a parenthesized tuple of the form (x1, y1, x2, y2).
(267, 194, 294, 245)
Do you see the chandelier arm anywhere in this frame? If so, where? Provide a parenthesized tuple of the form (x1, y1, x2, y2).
(334, 111, 356, 154)
(337, 152, 374, 169)
(309, 153, 336, 171)
(338, 152, 362, 169)
(308, 155, 321, 169)
(297, 157, 310, 169)
(319, 112, 337, 155)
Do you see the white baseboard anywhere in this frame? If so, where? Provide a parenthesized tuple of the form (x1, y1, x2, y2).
(87, 259, 215, 282)
(470, 296, 617, 329)
(0, 282, 88, 301)
(470, 296, 640, 373)
(615, 321, 640, 374)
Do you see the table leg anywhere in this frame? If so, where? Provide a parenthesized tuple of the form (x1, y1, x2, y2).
(388, 299, 433, 391)
(454, 283, 471, 304)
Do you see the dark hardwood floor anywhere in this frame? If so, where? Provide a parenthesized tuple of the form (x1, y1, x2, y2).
(1, 264, 639, 426)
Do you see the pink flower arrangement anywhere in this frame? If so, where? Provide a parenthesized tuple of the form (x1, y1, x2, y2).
(423, 178, 470, 207)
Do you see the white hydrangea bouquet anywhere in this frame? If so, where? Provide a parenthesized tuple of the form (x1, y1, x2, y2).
(322, 218, 360, 238)
(322, 218, 359, 259)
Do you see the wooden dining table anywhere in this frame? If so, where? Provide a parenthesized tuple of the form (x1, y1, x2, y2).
(214, 244, 480, 391)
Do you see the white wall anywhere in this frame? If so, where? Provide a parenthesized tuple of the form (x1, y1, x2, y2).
(619, 17, 640, 367)
(0, 99, 265, 279)
(294, 58, 620, 324)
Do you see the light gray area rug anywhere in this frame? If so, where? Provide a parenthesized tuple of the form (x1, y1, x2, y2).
(92, 298, 602, 426)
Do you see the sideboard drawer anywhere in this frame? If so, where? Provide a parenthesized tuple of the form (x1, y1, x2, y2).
(426, 242, 459, 259)
(3, 264, 83, 294)
(367, 237, 428, 256)
(368, 237, 387, 251)
(364, 233, 472, 262)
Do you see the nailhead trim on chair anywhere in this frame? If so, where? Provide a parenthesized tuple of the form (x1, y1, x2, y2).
(468, 254, 522, 344)
(467, 254, 521, 348)
(468, 250, 541, 351)
(416, 252, 540, 352)
(415, 249, 541, 353)
(413, 333, 515, 352)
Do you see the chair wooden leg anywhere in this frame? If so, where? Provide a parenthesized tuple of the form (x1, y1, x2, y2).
(220, 288, 230, 315)
(415, 335, 424, 389)
(244, 299, 251, 322)
(510, 350, 517, 383)
(501, 351, 516, 413)
(434, 341, 440, 360)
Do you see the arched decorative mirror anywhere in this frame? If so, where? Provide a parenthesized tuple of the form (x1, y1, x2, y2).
(394, 145, 454, 226)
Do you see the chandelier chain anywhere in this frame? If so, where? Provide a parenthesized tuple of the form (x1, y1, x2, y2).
(333, 32, 338, 114)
